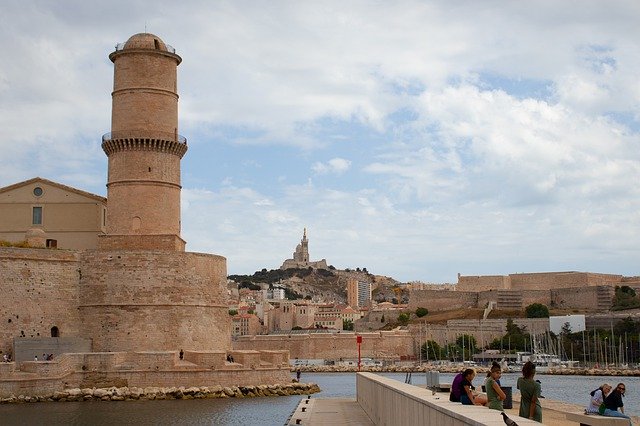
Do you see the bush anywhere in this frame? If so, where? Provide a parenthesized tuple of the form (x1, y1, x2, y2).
(525, 303, 549, 318)
(415, 307, 428, 318)
(397, 313, 410, 325)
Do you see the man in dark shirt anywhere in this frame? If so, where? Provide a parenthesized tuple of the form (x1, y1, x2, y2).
(602, 383, 631, 424)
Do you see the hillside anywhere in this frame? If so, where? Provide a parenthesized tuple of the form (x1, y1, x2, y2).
(228, 267, 409, 304)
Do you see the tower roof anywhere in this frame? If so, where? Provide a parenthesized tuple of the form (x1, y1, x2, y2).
(123, 33, 170, 51)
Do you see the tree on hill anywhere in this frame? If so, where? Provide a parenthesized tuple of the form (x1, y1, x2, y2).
(397, 313, 410, 326)
(343, 319, 354, 331)
(525, 303, 549, 318)
(415, 307, 428, 318)
(612, 286, 640, 310)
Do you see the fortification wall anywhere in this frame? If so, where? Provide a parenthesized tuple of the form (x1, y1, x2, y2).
(0, 350, 290, 397)
(407, 289, 478, 312)
(457, 275, 509, 292)
(0, 248, 82, 358)
(79, 250, 230, 353)
(551, 286, 599, 310)
(520, 290, 552, 307)
(233, 331, 414, 360)
(509, 271, 621, 290)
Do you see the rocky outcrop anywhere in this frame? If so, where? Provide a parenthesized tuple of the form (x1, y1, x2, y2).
(0, 382, 321, 404)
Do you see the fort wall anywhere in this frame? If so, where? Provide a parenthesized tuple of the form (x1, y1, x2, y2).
(456, 275, 509, 292)
(0, 350, 290, 398)
(407, 289, 478, 312)
(79, 250, 230, 352)
(0, 248, 82, 358)
(233, 331, 414, 360)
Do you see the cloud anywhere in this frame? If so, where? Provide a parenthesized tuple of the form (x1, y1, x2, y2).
(2, 1, 640, 282)
(312, 158, 352, 175)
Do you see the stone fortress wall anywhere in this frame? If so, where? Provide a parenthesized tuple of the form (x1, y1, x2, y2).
(409, 271, 629, 313)
(234, 330, 413, 361)
(0, 350, 290, 398)
(79, 250, 230, 353)
(0, 248, 82, 357)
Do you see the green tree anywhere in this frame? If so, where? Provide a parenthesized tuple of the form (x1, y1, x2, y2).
(614, 317, 640, 335)
(343, 319, 354, 331)
(397, 313, 410, 325)
(525, 303, 550, 318)
(613, 286, 640, 310)
(421, 340, 441, 360)
(228, 309, 238, 316)
(415, 307, 429, 318)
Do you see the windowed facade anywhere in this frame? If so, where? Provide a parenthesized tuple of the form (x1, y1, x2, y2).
(32, 206, 42, 225)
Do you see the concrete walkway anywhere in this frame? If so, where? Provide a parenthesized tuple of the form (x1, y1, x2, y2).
(287, 397, 374, 425)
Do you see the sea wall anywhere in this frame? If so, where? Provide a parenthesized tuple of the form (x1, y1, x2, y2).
(234, 330, 414, 360)
(0, 350, 290, 398)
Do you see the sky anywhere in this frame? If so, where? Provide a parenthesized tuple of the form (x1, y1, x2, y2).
(1, 1, 639, 283)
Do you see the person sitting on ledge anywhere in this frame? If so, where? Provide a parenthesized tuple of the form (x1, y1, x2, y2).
(486, 364, 506, 411)
(449, 370, 464, 402)
(517, 361, 542, 422)
(602, 383, 631, 425)
(459, 368, 487, 406)
(585, 383, 611, 414)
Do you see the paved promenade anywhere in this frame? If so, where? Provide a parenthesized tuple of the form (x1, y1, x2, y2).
(287, 397, 374, 425)
(289, 394, 639, 425)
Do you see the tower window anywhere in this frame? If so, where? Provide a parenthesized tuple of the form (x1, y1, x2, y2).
(154, 39, 160, 50)
(51, 326, 59, 337)
(32, 207, 42, 225)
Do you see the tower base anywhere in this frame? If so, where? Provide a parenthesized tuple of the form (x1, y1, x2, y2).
(98, 234, 186, 251)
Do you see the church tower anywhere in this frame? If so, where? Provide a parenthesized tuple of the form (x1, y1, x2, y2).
(99, 33, 187, 251)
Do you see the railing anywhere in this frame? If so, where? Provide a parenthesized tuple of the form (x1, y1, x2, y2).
(114, 42, 176, 54)
(102, 131, 186, 144)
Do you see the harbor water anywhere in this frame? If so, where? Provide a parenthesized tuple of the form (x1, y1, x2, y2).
(1, 372, 639, 425)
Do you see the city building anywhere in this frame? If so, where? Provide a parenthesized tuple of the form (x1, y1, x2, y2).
(232, 313, 262, 337)
(0, 177, 106, 250)
(347, 278, 372, 308)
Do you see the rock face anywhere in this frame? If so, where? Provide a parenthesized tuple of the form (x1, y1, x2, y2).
(0, 383, 321, 404)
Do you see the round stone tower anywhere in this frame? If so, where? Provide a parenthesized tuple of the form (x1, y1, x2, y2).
(99, 33, 186, 251)
(80, 34, 231, 353)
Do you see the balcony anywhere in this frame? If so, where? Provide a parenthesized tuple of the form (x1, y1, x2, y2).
(102, 131, 187, 145)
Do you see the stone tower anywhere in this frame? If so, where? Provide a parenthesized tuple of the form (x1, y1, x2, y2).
(99, 33, 186, 251)
(78, 34, 230, 353)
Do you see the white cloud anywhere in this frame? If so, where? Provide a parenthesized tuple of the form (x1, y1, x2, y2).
(312, 158, 352, 175)
(1, 1, 640, 282)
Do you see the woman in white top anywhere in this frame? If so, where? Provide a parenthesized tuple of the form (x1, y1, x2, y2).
(586, 383, 611, 414)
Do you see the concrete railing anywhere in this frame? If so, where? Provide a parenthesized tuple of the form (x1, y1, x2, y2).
(356, 372, 539, 426)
